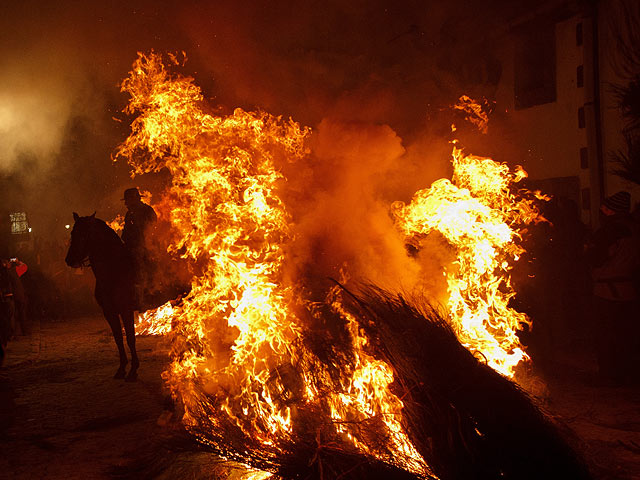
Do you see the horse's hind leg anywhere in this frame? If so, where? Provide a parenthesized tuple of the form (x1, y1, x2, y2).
(105, 311, 128, 379)
(122, 310, 139, 382)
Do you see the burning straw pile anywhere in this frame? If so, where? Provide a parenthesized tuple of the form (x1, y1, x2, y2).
(114, 52, 591, 480)
(334, 286, 591, 480)
(179, 284, 592, 480)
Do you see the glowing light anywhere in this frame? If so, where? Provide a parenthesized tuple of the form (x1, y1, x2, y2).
(393, 136, 546, 378)
(115, 54, 541, 476)
(135, 301, 174, 335)
(107, 214, 124, 234)
(0, 104, 14, 132)
(115, 51, 431, 477)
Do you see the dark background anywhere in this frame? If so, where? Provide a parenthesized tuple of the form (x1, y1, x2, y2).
(0, 0, 541, 237)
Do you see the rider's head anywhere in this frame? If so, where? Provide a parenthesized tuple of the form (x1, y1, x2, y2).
(123, 188, 142, 209)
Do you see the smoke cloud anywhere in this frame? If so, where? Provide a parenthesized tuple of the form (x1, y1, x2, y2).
(0, 0, 534, 297)
(278, 117, 456, 298)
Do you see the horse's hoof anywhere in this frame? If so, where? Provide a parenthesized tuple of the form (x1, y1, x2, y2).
(114, 368, 126, 379)
(125, 371, 138, 382)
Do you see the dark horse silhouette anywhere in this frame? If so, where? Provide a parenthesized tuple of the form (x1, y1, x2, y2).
(65, 212, 139, 381)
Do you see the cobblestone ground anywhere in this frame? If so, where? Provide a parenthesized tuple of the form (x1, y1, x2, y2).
(0, 316, 639, 479)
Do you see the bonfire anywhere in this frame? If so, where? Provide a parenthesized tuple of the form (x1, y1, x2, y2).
(114, 52, 590, 480)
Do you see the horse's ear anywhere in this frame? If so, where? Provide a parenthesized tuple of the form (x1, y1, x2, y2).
(90, 211, 96, 218)
(73, 212, 79, 221)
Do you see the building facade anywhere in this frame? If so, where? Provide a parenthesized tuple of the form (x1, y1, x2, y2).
(490, 0, 638, 227)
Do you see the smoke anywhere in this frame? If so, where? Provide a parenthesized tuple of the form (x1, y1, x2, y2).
(0, 5, 107, 174)
(0, 1, 195, 235)
(279, 118, 454, 299)
(166, 0, 502, 296)
(179, 0, 457, 129)
(0, 56, 72, 173)
(0, 0, 526, 298)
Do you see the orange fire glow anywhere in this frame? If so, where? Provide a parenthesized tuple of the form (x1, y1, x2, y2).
(107, 214, 125, 234)
(136, 300, 174, 335)
(392, 134, 546, 377)
(115, 52, 432, 476)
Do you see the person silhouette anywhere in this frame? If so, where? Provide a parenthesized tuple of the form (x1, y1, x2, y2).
(588, 191, 640, 385)
(121, 188, 157, 309)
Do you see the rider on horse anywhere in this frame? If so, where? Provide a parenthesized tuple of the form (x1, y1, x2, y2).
(66, 212, 139, 381)
(122, 188, 157, 310)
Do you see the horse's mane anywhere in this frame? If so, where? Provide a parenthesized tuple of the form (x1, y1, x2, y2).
(79, 216, 128, 262)
(77, 217, 134, 283)
(92, 217, 123, 245)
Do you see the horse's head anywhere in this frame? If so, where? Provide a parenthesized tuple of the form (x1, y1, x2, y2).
(65, 212, 97, 268)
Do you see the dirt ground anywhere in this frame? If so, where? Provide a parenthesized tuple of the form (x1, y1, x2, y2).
(537, 362, 640, 479)
(0, 316, 169, 480)
(1, 315, 639, 479)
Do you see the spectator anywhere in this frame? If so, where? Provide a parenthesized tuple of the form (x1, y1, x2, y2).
(587, 191, 640, 385)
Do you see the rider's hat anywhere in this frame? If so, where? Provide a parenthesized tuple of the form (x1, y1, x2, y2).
(122, 188, 142, 201)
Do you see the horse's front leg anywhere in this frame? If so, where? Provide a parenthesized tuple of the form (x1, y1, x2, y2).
(105, 311, 128, 379)
(122, 309, 139, 382)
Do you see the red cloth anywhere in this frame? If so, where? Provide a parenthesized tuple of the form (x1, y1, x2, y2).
(15, 261, 27, 277)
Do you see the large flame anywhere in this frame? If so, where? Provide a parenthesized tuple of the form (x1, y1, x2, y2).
(116, 52, 432, 476)
(107, 214, 125, 234)
(136, 300, 174, 335)
(116, 50, 309, 444)
(392, 137, 546, 377)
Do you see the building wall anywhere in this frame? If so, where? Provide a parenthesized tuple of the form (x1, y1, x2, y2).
(488, 1, 640, 227)
(492, 14, 594, 224)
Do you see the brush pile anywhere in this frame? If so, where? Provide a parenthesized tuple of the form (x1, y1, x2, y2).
(175, 285, 592, 480)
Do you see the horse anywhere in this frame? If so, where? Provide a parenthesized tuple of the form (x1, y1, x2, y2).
(65, 212, 139, 381)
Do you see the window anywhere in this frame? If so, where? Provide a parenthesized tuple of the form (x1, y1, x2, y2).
(581, 188, 591, 210)
(514, 23, 557, 109)
(10, 212, 29, 235)
(577, 65, 584, 88)
(576, 22, 583, 46)
(580, 147, 589, 169)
